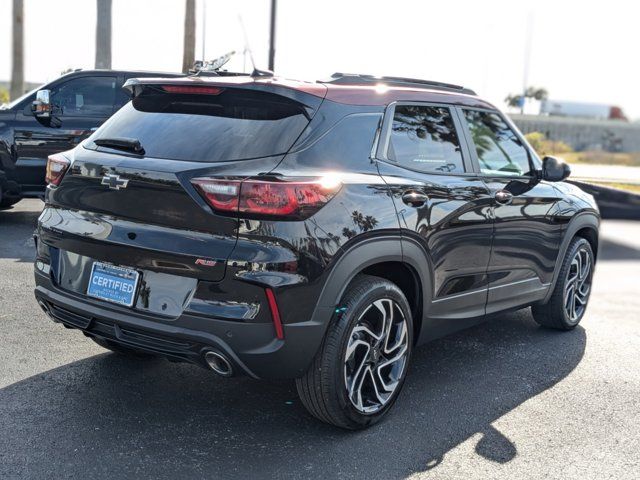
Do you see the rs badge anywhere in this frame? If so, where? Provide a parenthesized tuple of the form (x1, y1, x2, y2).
(195, 258, 217, 267)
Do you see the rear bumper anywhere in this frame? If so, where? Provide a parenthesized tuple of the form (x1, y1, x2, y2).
(34, 269, 332, 379)
(33, 203, 339, 379)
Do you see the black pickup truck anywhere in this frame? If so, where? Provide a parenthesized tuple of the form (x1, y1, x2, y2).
(0, 69, 181, 208)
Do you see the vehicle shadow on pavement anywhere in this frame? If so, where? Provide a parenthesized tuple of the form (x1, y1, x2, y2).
(598, 238, 640, 261)
(0, 309, 586, 479)
(0, 207, 40, 262)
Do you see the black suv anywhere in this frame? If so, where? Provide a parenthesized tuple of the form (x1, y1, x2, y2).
(33, 73, 599, 429)
(0, 69, 181, 207)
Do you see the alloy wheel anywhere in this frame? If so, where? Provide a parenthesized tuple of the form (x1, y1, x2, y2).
(343, 298, 409, 414)
(564, 246, 593, 323)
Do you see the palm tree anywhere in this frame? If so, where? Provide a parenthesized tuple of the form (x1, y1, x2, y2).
(10, 0, 24, 100)
(95, 0, 112, 69)
(182, 0, 196, 73)
(505, 87, 548, 112)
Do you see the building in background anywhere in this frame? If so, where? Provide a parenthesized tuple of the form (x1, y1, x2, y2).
(511, 114, 640, 152)
(539, 100, 627, 122)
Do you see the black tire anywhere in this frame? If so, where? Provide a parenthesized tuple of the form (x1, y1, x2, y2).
(532, 237, 594, 330)
(90, 336, 155, 358)
(296, 274, 414, 429)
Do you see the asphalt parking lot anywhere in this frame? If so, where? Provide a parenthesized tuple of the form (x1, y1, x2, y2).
(1, 199, 639, 479)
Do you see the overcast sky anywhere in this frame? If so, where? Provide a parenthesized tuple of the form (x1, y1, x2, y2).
(1, 0, 637, 118)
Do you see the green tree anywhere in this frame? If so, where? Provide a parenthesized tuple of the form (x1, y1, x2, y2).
(0, 88, 10, 104)
(505, 87, 549, 112)
(525, 132, 573, 156)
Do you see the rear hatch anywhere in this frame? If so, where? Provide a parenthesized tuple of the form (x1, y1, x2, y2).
(41, 79, 326, 310)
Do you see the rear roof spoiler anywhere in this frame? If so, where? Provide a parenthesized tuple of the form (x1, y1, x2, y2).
(121, 77, 327, 111)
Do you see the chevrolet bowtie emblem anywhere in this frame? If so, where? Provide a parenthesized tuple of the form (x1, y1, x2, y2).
(101, 174, 129, 190)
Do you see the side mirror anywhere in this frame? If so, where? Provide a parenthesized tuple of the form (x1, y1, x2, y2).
(541, 156, 571, 182)
(32, 89, 51, 118)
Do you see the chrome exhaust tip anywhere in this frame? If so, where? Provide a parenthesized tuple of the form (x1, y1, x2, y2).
(38, 300, 58, 323)
(204, 351, 233, 377)
(37, 300, 52, 316)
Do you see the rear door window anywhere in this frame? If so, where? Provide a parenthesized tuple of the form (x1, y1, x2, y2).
(88, 88, 311, 162)
(387, 105, 465, 174)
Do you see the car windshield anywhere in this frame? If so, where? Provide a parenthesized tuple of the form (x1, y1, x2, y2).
(86, 87, 312, 162)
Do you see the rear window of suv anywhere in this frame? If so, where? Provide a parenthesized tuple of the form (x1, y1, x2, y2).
(387, 105, 465, 174)
(86, 88, 311, 162)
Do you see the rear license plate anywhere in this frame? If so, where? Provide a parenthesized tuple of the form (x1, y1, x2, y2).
(87, 262, 140, 307)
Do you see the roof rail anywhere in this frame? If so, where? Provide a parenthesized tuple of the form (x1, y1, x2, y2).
(323, 72, 476, 95)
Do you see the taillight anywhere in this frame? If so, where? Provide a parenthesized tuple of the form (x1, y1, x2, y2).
(191, 179, 241, 212)
(45, 153, 71, 186)
(191, 176, 341, 219)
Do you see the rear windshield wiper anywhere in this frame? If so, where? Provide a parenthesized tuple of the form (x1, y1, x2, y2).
(94, 137, 145, 155)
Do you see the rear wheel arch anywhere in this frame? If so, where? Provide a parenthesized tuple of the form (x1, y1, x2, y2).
(312, 235, 432, 347)
(315, 236, 403, 311)
(359, 261, 423, 344)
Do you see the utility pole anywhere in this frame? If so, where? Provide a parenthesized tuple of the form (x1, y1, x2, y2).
(182, 0, 196, 73)
(10, 0, 24, 100)
(268, 0, 277, 71)
(95, 0, 112, 69)
(201, 0, 207, 61)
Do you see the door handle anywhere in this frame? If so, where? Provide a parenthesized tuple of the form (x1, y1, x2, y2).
(494, 190, 513, 205)
(402, 190, 428, 207)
